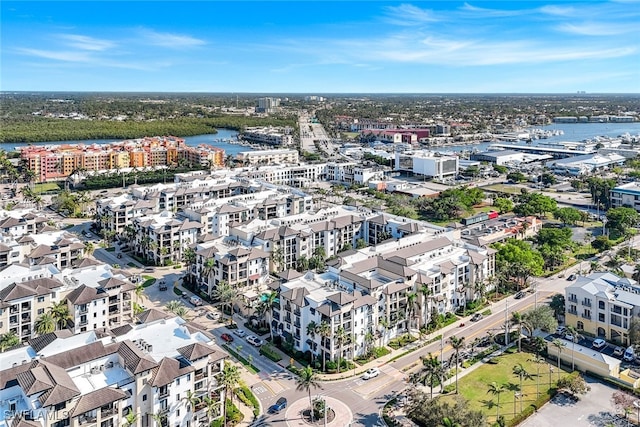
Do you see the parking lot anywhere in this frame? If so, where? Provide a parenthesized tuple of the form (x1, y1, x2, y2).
(550, 331, 636, 369)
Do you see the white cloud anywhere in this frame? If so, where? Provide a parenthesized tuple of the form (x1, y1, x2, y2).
(383, 4, 439, 26)
(13, 47, 159, 70)
(459, 3, 528, 17)
(57, 34, 115, 51)
(538, 5, 577, 16)
(557, 22, 639, 36)
(15, 48, 93, 63)
(139, 29, 206, 48)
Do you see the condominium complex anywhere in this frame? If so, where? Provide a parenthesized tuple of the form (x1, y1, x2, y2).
(241, 126, 294, 146)
(20, 137, 225, 182)
(565, 272, 640, 347)
(0, 313, 227, 427)
(235, 149, 299, 166)
(395, 151, 459, 180)
(610, 182, 640, 212)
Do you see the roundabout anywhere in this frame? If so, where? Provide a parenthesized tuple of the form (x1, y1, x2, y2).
(285, 396, 353, 426)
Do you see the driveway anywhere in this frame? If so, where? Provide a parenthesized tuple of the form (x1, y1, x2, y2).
(521, 376, 633, 427)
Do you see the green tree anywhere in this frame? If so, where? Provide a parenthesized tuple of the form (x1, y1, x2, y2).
(494, 239, 544, 288)
(257, 291, 278, 341)
(449, 335, 465, 394)
(121, 412, 138, 427)
(406, 391, 485, 427)
(49, 300, 71, 330)
(512, 363, 533, 397)
(0, 331, 20, 352)
(493, 197, 514, 214)
(507, 172, 527, 183)
(334, 326, 347, 374)
(316, 321, 331, 372)
(220, 362, 241, 426)
(213, 281, 240, 326)
(554, 207, 582, 226)
(418, 353, 447, 398)
(35, 312, 56, 335)
(557, 373, 590, 397)
(523, 305, 557, 337)
(551, 338, 566, 372)
(296, 366, 321, 422)
(606, 207, 640, 238)
(165, 300, 184, 314)
(549, 294, 565, 319)
(486, 382, 506, 421)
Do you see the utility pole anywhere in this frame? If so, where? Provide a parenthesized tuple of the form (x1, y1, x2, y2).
(440, 334, 444, 363)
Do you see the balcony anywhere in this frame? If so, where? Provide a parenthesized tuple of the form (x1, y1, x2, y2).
(79, 306, 88, 314)
(294, 320, 301, 327)
(79, 318, 88, 326)
(101, 406, 117, 417)
(78, 414, 97, 425)
(195, 370, 208, 381)
(582, 301, 592, 307)
(9, 306, 19, 314)
(581, 314, 591, 320)
(159, 388, 169, 398)
(568, 308, 578, 315)
(568, 296, 578, 303)
(294, 309, 301, 316)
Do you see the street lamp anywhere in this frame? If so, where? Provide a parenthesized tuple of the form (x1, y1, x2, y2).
(514, 392, 520, 416)
(549, 366, 554, 386)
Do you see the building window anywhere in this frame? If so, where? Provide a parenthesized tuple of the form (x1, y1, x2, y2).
(38, 308, 45, 315)
(599, 301, 605, 310)
(577, 321, 584, 330)
(37, 296, 45, 303)
(143, 394, 147, 401)
(599, 313, 605, 322)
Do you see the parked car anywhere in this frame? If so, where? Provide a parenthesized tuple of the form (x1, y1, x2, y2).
(514, 291, 526, 299)
(246, 335, 263, 347)
(268, 397, 288, 414)
(144, 267, 155, 273)
(624, 346, 636, 362)
(567, 274, 577, 281)
(592, 338, 607, 349)
(564, 333, 574, 342)
(471, 313, 483, 322)
(233, 329, 246, 337)
(159, 281, 167, 291)
(189, 296, 203, 306)
(220, 333, 234, 343)
(556, 326, 567, 335)
(206, 312, 221, 321)
(614, 346, 624, 357)
(362, 368, 380, 380)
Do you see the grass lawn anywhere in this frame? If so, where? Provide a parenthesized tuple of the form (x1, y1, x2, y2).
(33, 182, 61, 194)
(444, 351, 567, 425)
(481, 184, 523, 195)
(142, 276, 156, 288)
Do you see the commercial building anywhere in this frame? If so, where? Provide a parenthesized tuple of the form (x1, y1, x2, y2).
(241, 126, 294, 146)
(545, 153, 626, 176)
(255, 97, 280, 113)
(395, 151, 459, 180)
(565, 272, 640, 346)
(470, 150, 547, 166)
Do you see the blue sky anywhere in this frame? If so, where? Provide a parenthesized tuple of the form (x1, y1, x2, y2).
(1, 1, 639, 93)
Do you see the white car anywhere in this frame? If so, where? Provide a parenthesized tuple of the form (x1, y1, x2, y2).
(564, 333, 574, 342)
(592, 338, 606, 349)
(362, 368, 380, 380)
(233, 329, 246, 338)
(246, 335, 263, 347)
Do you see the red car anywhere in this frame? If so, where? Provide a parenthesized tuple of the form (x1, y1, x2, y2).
(220, 333, 234, 343)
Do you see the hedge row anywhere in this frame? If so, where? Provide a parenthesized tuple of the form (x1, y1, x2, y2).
(259, 344, 283, 362)
(222, 344, 260, 374)
(235, 386, 260, 417)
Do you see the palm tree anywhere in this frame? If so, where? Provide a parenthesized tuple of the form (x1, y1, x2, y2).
(316, 321, 331, 372)
(83, 241, 95, 257)
(296, 366, 321, 422)
(174, 306, 188, 319)
(378, 317, 390, 347)
(202, 258, 215, 286)
(35, 312, 56, 335)
(528, 355, 545, 398)
(565, 325, 583, 371)
(487, 382, 506, 422)
(418, 283, 432, 328)
(551, 338, 566, 372)
(201, 395, 220, 421)
(334, 326, 347, 373)
(511, 312, 524, 352)
(258, 291, 278, 341)
(0, 331, 20, 352)
(212, 281, 240, 326)
(183, 247, 197, 279)
(165, 300, 183, 314)
(135, 283, 145, 303)
(306, 321, 317, 365)
(150, 412, 166, 427)
(512, 363, 533, 412)
(270, 246, 284, 272)
(181, 390, 201, 415)
(406, 291, 418, 333)
(420, 353, 446, 398)
(220, 362, 241, 427)
(121, 412, 138, 427)
(449, 335, 465, 394)
(49, 300, 71, 330)
(363, 330, 374, 357)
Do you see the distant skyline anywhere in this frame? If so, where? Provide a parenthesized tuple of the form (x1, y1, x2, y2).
(2, 1, 639, 93)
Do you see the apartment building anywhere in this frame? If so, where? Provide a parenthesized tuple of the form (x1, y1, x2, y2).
(192, 237, 270, 302)
(241, 164, 327, 187)
(325, 162, 385, 185)
(132, 211, 202, 266)
(395, 151, 459, 180)
(241, 126, 294, 146)
(96, 194, 158, 236)
(19, 136, 226, 182)
(610, 182, 640, 212)
(0, 210, 49, 237)
(565, 272, 640, 346)
(270, 228, 495, 360)
(0, 314, 227, 427)
(235, 149, 299, 166)
(25, 230, 86, 270)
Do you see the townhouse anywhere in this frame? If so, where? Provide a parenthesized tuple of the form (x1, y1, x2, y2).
(95, 194, 158, 236)
(241, 126, 294, 146)
(0, 210, 49, 238)
(0, 312, 227, 427)
(235, 149, 299, 166)
(25, 231, 86, 270)
(565, 272, 640, 346)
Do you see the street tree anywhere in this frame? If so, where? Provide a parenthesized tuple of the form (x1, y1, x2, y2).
(493, 197, 514, 214)
(296, 366, 321, 422)
(523, 305, 557, 337)
(554, 207, 582, 226)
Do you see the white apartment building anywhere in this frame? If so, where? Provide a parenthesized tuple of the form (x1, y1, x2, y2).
(236, 149, 299, 166)
(0, 210, 49, 237)
(0, 314, 227, 427)
(96, 194, 158, 236)
(132, 211, 202, 266)
(325, 162, 385, 185)
(610, 182, 640, 212)
(565, 272, 640, 346)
